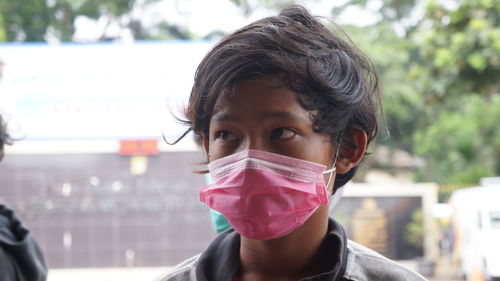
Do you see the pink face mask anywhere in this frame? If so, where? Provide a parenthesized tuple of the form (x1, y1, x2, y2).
(199, 149, 336, 240)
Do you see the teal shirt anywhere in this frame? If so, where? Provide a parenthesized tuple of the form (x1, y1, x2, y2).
(205, 174, 231, 234)
(209, 209, 232, 234)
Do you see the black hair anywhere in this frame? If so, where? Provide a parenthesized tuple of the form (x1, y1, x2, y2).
(174, 5, 381, 189)
(0, 114, 12, 160)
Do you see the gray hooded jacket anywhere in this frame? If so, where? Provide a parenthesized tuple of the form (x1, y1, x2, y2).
(157, 218, 427, 281)
(0, 205, 47, 281)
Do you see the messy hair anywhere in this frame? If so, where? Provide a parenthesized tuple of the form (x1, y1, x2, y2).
(0, 114, 12, 160)
(176, 5, 381, 189)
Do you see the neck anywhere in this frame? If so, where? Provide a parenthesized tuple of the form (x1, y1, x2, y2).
(239, 206, 330, 281)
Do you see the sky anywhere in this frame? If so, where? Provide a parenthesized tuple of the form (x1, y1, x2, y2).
(73, 0, 382, 41)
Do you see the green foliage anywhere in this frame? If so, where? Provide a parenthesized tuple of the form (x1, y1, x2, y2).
(407, 0, 500, 184)
(405, 208, 423, 249)
(146, 22, 195, 40)
(0, 0, 161, 42)
(343, 0, 500, 185)
(344, 23, 424, 150)
(335, 0, 418, 24)
(229, 0, 306, 16)
(411, 0, 500, 103)
(414, 95, 500, 184)
(0, 14, 6, 41)
(0, 0, 52, 41)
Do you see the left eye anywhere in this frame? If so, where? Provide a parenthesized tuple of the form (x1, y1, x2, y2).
(271, 128, 297, 140)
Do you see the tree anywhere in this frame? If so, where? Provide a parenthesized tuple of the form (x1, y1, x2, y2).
(343, 23, 424, 151)
(0, 0, 162, 42)
(408, 0, 500, 184)
(414, 95, 500, 184)
(409, 0, 500, 105)
(339, 0, 500, 184)
(0, 0, 53, 41)
(229, 0, 304, 16)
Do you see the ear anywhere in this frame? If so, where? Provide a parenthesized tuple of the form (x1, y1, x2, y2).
(335, 129, 368, 174)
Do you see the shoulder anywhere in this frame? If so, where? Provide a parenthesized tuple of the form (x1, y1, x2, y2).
(155, 254, 201, 281)
(343, 240, 427, 281)
(0, 247, 17, 280)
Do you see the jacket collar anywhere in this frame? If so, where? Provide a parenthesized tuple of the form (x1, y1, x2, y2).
(195, 218, 348, 281)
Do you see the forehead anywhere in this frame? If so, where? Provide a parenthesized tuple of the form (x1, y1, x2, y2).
(209, 75, 314, 124)
(213, 75, 297, 112)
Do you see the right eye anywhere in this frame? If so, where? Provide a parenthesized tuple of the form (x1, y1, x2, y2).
(215, 130, 238, 143)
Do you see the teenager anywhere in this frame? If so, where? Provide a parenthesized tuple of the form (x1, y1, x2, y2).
(159, 5, 426, 281)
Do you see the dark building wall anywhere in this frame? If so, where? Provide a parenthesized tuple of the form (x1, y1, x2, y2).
(0, 151, 216, 268)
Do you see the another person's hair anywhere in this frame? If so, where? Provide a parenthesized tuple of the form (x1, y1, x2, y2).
(177, 5, 381, 189)
(0, 114, 12, 160)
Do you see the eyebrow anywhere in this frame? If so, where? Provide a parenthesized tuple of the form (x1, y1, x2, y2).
(212, 111, 309, 123)
(213, 113, 237, 123)
(257, 111, 308, 123)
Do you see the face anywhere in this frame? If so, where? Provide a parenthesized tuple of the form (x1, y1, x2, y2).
(204, 75, 336, 181)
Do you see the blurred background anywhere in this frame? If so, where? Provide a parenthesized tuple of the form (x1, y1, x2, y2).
(0, 0, 499, 280)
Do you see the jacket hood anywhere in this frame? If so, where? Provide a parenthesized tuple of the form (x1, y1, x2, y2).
(0, 204, 48, 281)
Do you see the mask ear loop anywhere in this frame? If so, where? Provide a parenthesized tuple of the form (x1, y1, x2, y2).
(323, 145, 341, 189)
